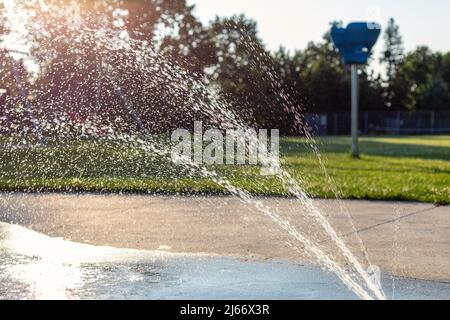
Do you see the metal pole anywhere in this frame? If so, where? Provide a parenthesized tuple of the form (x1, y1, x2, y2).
(101, 64, 150, 135)
(430, 111, 435, 134)
(351, 64, 359, 158)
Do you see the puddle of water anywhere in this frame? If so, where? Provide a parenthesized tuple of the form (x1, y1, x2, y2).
(1, 222, 449, 300)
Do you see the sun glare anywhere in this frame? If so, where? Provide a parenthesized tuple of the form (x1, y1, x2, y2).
(2, 0, 31, 52)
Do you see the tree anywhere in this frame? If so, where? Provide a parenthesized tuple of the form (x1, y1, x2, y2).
(440, 52, 450, 89)
(417, 76, 450, 110)
(207, 15, 295, 133)
(273, 47, 307, 115)
(396, 46, 441, 111)
(390, 46, 450, 111)
(380, 18, 404, 107)
(158, 4, 217, 78)
(18, 0, 219, 135)
(0, 6, 38, 137)
(287, 26, 383, 113)
(295, 29, 348, 113)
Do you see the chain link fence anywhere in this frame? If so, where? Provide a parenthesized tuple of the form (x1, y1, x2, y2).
(306, 110, 450, 135)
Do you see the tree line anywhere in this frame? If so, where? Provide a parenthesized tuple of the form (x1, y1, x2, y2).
(0, 1, 449, 136)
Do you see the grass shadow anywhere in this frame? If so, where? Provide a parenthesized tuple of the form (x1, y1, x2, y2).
(281, 136, 450, 162)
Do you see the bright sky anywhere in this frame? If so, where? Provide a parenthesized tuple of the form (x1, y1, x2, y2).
(189, 0, 450, 73)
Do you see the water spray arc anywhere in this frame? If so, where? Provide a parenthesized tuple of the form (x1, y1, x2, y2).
(100, 62, 150, 135)
(0, 0, 388, 300)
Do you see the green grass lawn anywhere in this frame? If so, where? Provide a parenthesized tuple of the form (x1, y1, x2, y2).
(282, 136, 450, 204)
(0, 135, 448, 204)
